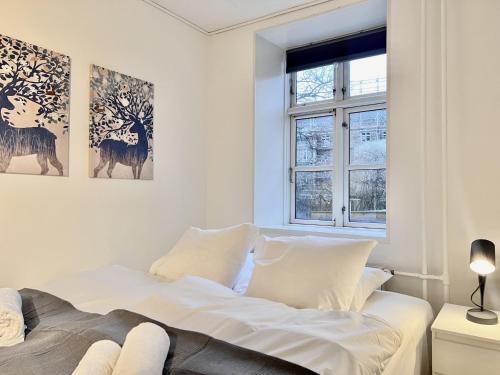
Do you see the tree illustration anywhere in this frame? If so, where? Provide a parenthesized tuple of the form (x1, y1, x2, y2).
(89, 65, 153, 160)
(0, 34, 70, 130)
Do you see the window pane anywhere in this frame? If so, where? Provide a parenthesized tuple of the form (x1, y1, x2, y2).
(296, 115, 334, 167)
(349, 169, 386, 224)
(349, 54, 386, 96)
(295, 171, 333, 221)
(349, 109, 386, 165)
(296, 65, 334, 104)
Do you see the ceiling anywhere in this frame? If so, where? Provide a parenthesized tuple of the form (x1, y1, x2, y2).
(146, 0, 331, 34)
(258, 0, 386, 49)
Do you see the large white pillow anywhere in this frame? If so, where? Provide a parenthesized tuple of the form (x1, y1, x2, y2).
(246, 235, 376, 311)
(150, 223, 259, 288)
(233, 254, 392, 308)
(349, 267, 392, 312)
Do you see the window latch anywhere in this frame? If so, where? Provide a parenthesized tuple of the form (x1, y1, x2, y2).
(289, 78, 295, 96)
(342, 121, 348, 129)
(341, 86, 346, 99)
(288, 167, 293, 183)
(342, 206, 346, 213)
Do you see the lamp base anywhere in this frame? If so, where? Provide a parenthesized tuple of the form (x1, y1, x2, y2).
(466, 308, 498, 325)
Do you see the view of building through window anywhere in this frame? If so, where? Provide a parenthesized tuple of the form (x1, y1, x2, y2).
(290, 54, 387, 227)
(348, 109, 386, 224)
(296, 116, 334, 167)
(349, 110, 386, 165)
(349, 55, 387, 96)
(295, 115, 334, 221)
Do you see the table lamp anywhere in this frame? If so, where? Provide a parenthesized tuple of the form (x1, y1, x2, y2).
(467, 239, 498, 325)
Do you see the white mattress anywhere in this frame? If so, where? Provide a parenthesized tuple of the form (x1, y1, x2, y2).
(364, 291, 433, 375)
(42, 265, 433, 375)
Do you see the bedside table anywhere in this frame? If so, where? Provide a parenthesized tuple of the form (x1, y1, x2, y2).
(432, 303, 500, 375)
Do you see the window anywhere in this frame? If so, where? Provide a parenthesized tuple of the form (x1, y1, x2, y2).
(289, 54, 387, 228)
(295, 65, 335, 104)
(292, 115, 335, 222)
(348, 55, 387, 96)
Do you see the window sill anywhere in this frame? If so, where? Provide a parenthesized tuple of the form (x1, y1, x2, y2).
(257, 223, 387, 240)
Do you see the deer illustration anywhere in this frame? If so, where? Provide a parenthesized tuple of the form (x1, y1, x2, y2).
(0, 94, 63, 175)
(93, 120, 149, 179)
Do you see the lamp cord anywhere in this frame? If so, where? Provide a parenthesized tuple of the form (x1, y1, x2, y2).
(470, 284, 482, 309)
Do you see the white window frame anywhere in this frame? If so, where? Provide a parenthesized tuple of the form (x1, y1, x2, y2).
(287, 57, 387, 229)
(290, 111, 337, 226)
(343, 103, 387, 229)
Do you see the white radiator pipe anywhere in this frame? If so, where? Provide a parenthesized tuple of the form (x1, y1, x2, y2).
(419, 0, 429, 301)
(440, 0, 450, 303)
(392, 270, 446, 281)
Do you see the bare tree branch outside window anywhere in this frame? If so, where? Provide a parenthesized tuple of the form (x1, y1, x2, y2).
(296, 65, 334, 104)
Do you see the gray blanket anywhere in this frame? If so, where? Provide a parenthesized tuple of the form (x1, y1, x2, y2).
(0, 289, 317, 375)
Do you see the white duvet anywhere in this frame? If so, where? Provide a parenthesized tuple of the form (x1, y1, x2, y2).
(43, 265, 402, 375)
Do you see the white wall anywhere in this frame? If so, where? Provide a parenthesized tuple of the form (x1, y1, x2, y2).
(3, 0, 499, 312)
(254, 36, 285, 226)
(206, 0, 445, 305)
(207, 0, 500, 311)
(446, 0, 500, 308)
(0, 0, 207, 288)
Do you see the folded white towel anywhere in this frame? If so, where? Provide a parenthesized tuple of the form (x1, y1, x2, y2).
(0, 288, 24, 347)
(112, 323, 170, 375)
(72, 340, 122, 375)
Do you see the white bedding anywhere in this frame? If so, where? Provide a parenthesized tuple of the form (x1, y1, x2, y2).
(42, 265, 433, 375)
(363, 291, 433, 375)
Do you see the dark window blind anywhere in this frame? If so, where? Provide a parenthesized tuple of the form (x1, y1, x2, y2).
(286, 27, 386, 73)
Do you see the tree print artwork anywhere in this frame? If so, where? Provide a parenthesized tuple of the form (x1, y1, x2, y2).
(89, 65, 153, 180)
(0, 34, 70, 176)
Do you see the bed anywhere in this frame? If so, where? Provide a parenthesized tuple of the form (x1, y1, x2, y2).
(0, 289, 316, 374)
(40, 265, 433, 375)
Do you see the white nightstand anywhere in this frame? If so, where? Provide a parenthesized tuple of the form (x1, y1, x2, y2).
(432, 303, 500, 375)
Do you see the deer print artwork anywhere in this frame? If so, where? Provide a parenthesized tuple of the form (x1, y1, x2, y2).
(89, 65, 153, 180)
(0, 35, 70, 176)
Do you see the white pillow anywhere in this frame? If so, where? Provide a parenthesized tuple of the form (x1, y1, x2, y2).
(234, 254, 392, 309)
(350, 267, 392, 312)
(150, 223, 259, 288)
(246, 235, 376, 311)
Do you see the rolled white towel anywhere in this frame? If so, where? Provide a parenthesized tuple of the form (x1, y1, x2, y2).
(72, 340, 122, 375)
(0, 288, 24, 347)
(112, 322, 170, 375)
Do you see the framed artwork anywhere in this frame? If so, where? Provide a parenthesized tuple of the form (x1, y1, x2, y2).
(89, 65, 154, 180)
(0, 34, 70, 176)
